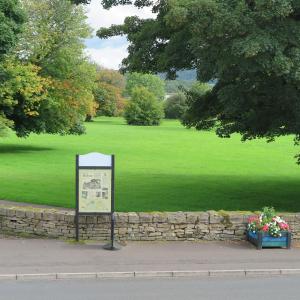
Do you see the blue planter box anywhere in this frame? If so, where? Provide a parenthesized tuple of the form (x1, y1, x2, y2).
(247, 231, 291, 250)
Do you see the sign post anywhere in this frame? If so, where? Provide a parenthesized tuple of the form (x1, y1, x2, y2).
(75, 152, 120, 250)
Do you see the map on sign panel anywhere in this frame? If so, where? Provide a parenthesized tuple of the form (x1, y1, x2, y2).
(78, 169, 111, 213)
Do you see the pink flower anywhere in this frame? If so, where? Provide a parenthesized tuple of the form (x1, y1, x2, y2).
(279, 222, 289, 230)
(248, 216, 259, 223)
(262, 224, 269, 232)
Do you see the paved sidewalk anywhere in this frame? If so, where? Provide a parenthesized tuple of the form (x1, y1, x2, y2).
(0, 237, 300, 275)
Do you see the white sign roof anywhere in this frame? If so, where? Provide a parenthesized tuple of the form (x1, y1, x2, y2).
(78, 152, 112, 167)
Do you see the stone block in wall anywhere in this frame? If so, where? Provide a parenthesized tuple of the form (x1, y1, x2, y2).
(115, 213, 128, 224)
(235, 229, 246, 236)
(226, 212, 245, 224)
(168, 212, 186, 224)
(185, 229, 194, 236)
(78, 215, 86, 224)
(175, 224, 187, 229)
(282, 214, 296, 223)
(175, 229, 185, 236)
(146, 226, 156, 233)
(152, 212, 168, 223)
(195, 224, 209, 234)
(43, 212, 57, 221)
(138, 213, 153, 223)
(55, 213, 67, 222)
(6, 208, 16, 217)
(202, 212, 210, 223)
(0, 207, 7, 216)
(15, 209, 26, 218)
(128, 212, 139, 223)
(64, 214, 75, 223)
(118, 228, 127, 235)
(34, 211, 43, 220)
(97, 215, 110, 223)
(210, 224, 225, 231)
(209, 229, 222, 235)
(222, 229, 234, 235)
(208, 211, 224, 224)
(25, 210, 35, 219)
(149, 232, 162, 237)
(295, 213, 300, 222)
(186, 213, 198, 223)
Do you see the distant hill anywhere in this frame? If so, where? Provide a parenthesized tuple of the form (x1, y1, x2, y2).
(165, 80, 196, 94)
(176, 70, 197, 81)
(159, 70, 197, 94)
(159, 69, 197, 81)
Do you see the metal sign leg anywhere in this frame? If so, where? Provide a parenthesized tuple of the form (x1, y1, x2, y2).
(103, 213, 121, 251)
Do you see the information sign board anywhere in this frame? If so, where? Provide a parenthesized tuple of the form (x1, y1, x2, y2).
(75, 153, 117, 250)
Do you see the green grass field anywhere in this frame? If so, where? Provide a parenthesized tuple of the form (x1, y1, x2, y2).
(0, 117, 300, 212)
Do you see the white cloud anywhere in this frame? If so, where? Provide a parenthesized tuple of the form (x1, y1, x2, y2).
(85, 44, 128, 69)
(85, 0, 154, 69)
(86, 0, 154, 32)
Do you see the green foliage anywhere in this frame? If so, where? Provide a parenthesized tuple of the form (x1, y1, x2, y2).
(164, 93, 187, 119)
(0, 59, 50, 137)
(97, 0, 300, 162)
(94, 82, 118, 117)
(125, 72, 165, 101)
(93, 69, 126, 117)
(96, 68, 125, 90)
(124, 86, 164, 126)
(5, 0, 98, 136)
(190, 82, 212, 95)
(0, 0, 24, 61)
(17, 0, 92, 66)
(261, 207, 276, 223)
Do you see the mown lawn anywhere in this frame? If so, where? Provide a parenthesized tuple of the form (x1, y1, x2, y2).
(0, 117, 300, 212)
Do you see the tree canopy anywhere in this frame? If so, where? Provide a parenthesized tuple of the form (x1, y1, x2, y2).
(0, 0, 24, 61)
(96, 0, 300, 156)
(124, 86, 164, 126)
(125, 72, 165, 101)
(0, 0, 97, 137)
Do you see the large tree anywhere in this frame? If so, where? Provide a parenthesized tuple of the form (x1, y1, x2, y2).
(0, 0, 97, 137)
(93, 0, 300, 159)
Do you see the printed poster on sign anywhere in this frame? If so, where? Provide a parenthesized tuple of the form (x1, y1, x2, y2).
(78, 169, 112, 213)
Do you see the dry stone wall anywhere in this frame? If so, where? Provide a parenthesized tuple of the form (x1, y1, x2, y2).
(0, 203, 300, 241)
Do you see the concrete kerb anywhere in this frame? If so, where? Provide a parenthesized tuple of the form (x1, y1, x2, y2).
(1, 269, 300, 281)
(209, 270, 246, 277)
(16, 273, 57, 281)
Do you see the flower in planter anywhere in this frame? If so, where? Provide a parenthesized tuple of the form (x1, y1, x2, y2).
(247, 207, 290, 237)
(262, 224, 269, 232)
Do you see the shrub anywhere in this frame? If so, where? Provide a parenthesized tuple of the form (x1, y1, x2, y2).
(124, 87, 164, 126)
(125, 72, 165, 101)
(164, 93, 187, 119)
(94, 82, 125, 117)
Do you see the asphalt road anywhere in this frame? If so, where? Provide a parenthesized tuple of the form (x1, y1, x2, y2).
(0, 276, 299, 300)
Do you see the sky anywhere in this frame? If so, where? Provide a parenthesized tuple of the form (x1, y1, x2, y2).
(85, 0, 153, 70)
